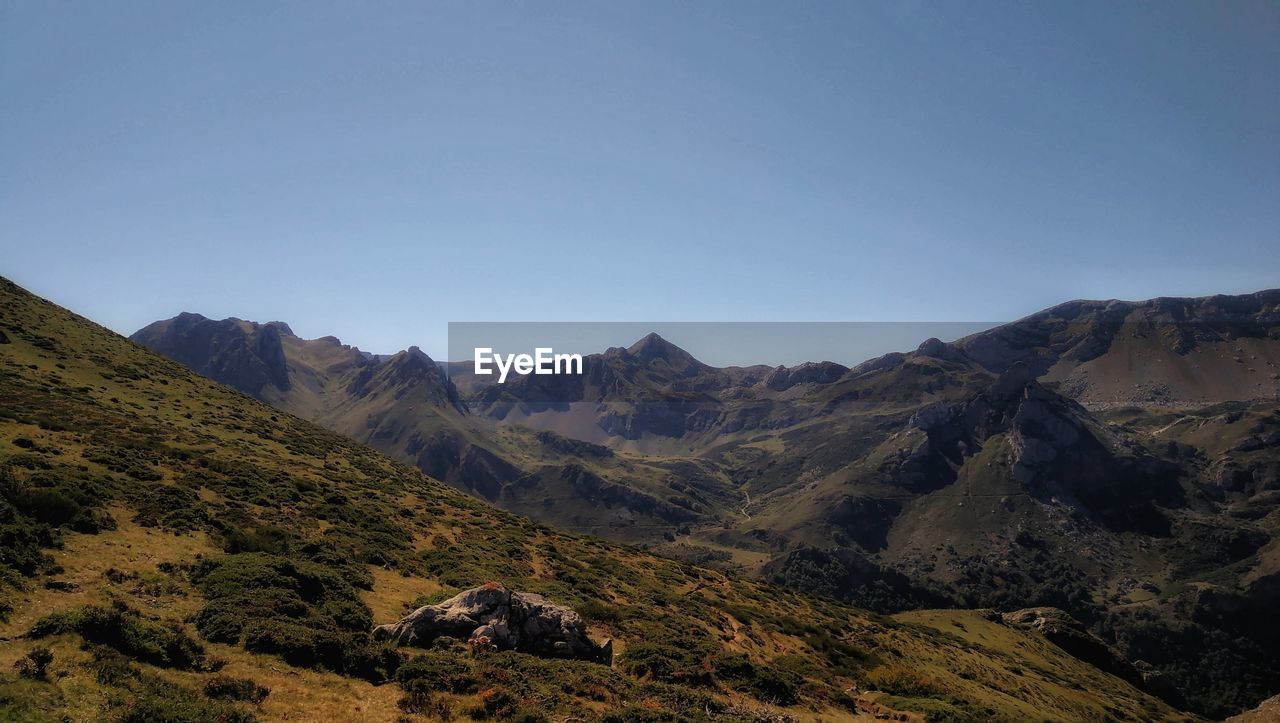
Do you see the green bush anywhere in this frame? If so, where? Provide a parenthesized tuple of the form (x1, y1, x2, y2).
(28, 602, 209, 670)
(395, 650, 479, 693)
(0, 514, 59, 579)
(711, 652, 803, 705)
(466, 685, 521, 719)
(13, 646, 53, 680)
(190, 553, 399, 681)
(397, 678, 453, 718)
(619, 643, 714, 687)
(6, 486, 80, 525)
(222, 526, 295, 555)
(203, 675, 269, 703)
(119, 680, 257, 723)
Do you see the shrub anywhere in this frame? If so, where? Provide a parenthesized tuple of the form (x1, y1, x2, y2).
(71, 646, 257, 723)
(71, 506, 117, 533)
(577, 598, 624, 625)
(467, 686, 520, 719)
(712, 652, 802, 705)
(28, 602, 208, 670)
(395, 650, 479, 693)
(190, 553, 398, 680)
(397, 678, 452, 718)
(222, 526, 295, 555)
(203, 675, 269, 703)
(0, 517, 59, 578)
(619, 643, 714, 687)
(119, 684, 258, 723)
(13, 646, 53, 679)
(6, 487, 80, 525)
(866, 663, 944, 697)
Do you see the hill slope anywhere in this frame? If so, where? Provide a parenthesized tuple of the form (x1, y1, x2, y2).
(0, 276, 1190, 721)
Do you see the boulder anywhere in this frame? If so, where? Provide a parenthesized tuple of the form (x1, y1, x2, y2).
(372, 582, 612, 664)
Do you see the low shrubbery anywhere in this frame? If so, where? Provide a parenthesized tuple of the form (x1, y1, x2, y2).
(619, 642, 715, 687)
(865, 663, 945, 697)
(13, 646, 53, 680)
(202, 675, 269, 704)
(85, 646, 258, 723)
(395, 649, 479, 693)
(710, 652, 803, 705)
(189, 553, 400, 681)
(28, 602, 211, 670)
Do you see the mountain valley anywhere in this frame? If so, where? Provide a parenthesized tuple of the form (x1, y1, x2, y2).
(128, 289, 1280, 718)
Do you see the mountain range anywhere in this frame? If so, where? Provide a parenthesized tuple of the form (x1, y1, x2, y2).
(128, 288, 1280, 718)
(0, 274, 1212, 721)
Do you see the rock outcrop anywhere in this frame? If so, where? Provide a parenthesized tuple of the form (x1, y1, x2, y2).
(373, 583, 612, 664)
(1002, 607, 1140, 686)
(763, 361, 848, 391)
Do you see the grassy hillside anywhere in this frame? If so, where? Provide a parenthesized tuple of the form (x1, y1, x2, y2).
(0, 277, 1186, 721)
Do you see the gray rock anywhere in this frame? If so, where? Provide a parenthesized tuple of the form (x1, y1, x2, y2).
(372, 583, 612, 664)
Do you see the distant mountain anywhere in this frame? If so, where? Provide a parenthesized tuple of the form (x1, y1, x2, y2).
(130, 312, 293, 397)
(131, 313, 464, 414)
(957, 290, 1280, 408)
(131, 316, 736, 538)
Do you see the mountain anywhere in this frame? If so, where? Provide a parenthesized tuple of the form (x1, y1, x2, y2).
(0, 276, 1190, 720)
(133, 288, 1280, 717)
(132, 315, 726, 540)
(130, 312, 294, 397)
(131, 313, 463, 415)
(957, 290, 1280, 408)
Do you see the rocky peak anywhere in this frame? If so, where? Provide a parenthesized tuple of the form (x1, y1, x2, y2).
(349, 345, 466, 413)
(764, 361, 849, 391)
(625, 333, 703, 368)
(130, 313, 291, 398)
(915, 337, 948, 358)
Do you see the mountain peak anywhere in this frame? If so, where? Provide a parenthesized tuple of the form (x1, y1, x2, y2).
(264, 320, 295, 336)
(625, 332, 700, 366)
(129, 312, 290, 396)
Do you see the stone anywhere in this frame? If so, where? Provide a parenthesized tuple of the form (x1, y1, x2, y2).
(372, 582, 612, 664)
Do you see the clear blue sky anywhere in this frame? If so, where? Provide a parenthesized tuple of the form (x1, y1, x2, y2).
(3, 1, 1277, 360)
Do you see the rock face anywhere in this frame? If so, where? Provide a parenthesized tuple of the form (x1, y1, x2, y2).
(130, 312, 291, 398)
(763, 361, 849, 391)
(372, 583, 612, 664)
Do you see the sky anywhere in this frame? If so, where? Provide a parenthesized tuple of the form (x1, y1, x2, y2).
(3, 1, 1278, 362)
